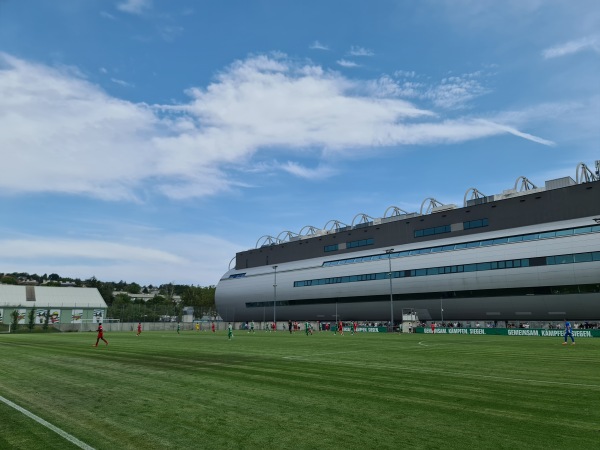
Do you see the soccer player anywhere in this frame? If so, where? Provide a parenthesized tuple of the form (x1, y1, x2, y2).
(250, 320, 255, 333)
(352, 321, 357, 335)
(177, 323, 180, 335)
(563, 319, 575, 345)
(211, 322, 216, 333)
(338, 321, 344, 336)
(94, 323, 108, 347)
(195, 322, 200, 332)
(431, 322, 436, 334)
(227, 322, 233, 340)
(136, 322, 142, 336)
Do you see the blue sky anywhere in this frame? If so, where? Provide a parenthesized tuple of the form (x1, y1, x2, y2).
(0, 0, 598, 286)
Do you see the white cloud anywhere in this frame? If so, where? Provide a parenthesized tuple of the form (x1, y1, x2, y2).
(110, 77, 134, 87)
(336, 59, 359, 68)
(280, 162, 336, 179)
(424, 72, 489, 109)
(0, 52, 552, 202)
(0, 232, 236, 286)
(348, 46, 374, 57)
(542, 36, 600, 59)
(117, 0, 152, 15)
(309, 40, 329, 50)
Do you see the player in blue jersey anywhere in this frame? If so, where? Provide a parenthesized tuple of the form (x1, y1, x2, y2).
(562, 319, 575, 345)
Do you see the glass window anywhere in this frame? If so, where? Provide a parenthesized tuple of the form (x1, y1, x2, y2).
(454, 243, 467, 249)
(574, 226, 592, 234)
(521, 259, 529, 267)
(546, 256, 555, 265)
(414, 269, 427, 276)
(480, 240, 494, 247)
(463, 264, 476, 272)
(507, 236, 523, 243)
(539, 231, 555, 239)
(592, 225, 600, 232)
(555, 229, 573, 237)
(426, 268, 439, 275)
(505, 260, 513, 268)
(414, 230, 424, 238)
(498, 261, 506, 268)
(522, 234, 537, 241)
(574, 253, 593, 263)
(466, 241, 480, 248)
(593, 252, 600, 261)
(490, 262, 498, 270)
(513, 260, 521, 268)
(556, 255, 574, 264)
(493, 237, 508, 244)
(442, 245, 455, 251)
(456, 265, 464, 272)
(482, 218, 489, 226)
(477, 262, 491, 271)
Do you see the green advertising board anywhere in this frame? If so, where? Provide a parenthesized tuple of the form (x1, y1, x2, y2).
(415, 327, 600, 337)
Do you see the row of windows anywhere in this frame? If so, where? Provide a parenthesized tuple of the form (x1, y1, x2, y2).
(325, 238, 374, 253)
(246, 283, 600, 308)
(463, 218, 490, 230)
(228, 273, 246, 279)
(347, 238, 374, 249)
(295, 252, 600, 287)
(414, 224, 451, 238)
(322, 224, 600, 268)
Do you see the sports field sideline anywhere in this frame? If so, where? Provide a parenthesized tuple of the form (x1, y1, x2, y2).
(1, 331, 599, 449)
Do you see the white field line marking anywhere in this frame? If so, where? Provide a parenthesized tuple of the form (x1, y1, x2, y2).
(284, 352, 600, 390)
(0, 395, 95, 450)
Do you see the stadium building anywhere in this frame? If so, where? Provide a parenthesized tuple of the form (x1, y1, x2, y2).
(215, 161, 600, 324)
(0, 285, 107, 329)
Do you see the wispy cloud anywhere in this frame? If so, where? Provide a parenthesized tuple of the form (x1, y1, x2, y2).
(117, 0, 152, 15)
(424, 72, 489, 109)
(336, 59, 359, 68)
(542, 36, 600, 59)
(110, 77, 134, 87)
(0, 52, 551, 202)
(309, 40, 329, 51)
(348, 46, 374, 57)
(280, 162, 336, 180)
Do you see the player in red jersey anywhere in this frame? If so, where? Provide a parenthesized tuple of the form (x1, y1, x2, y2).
(136, 322, 142, 336)
(211, 322, 216, 333)
(94, 323, 108, 347)
(338, 321, 344, 336)
(430, 322, 436, 334)
(353, 321, 357, 335)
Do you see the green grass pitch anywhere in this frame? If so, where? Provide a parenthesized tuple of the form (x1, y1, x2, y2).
(1, 330, 599, 449)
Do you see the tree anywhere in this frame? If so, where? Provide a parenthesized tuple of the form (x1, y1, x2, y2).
(28, 309, 35, 331)
(11, 309, 19, 333)
(125, 282, 141, 294)
(48, 273, 60, 281)
(1, 276, 17, 285)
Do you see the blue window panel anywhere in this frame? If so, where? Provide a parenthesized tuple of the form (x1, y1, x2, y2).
(574, 253, 593, 263)
(593, 252, 600, 261)
(442, 245, 455, 251)
(539, 231, 556, 239)
(430, 247, 443, 253)
(505, 261, 513, 268)
(490, 262, 498, 269)
(454, 243, 467, 249)
(477, 262, 491, 271)
(592, 225, 600, 232)
(546, 256, 555, 265)
(415, 230, 424, 237)
(507, 235, 523, 243)
(522, 234, 538, 241)
(574, 226, 592, 234)
(556, 255, 574, 264)
(466, 241, 480, 248)
(414, 269, 427, 276)
(427, 268, 439, 275)
(493, 237, 508, 244)
(482, 218, 489, 226)
(480, 240, 494, 247)
(513, 260, 521, 268)
(464, 264, 476, 272)
(555, 229, 573, 237)
(521, 259, 530, 267)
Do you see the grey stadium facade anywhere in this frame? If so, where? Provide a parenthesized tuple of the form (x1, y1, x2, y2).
(215, 162, 600, 323)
